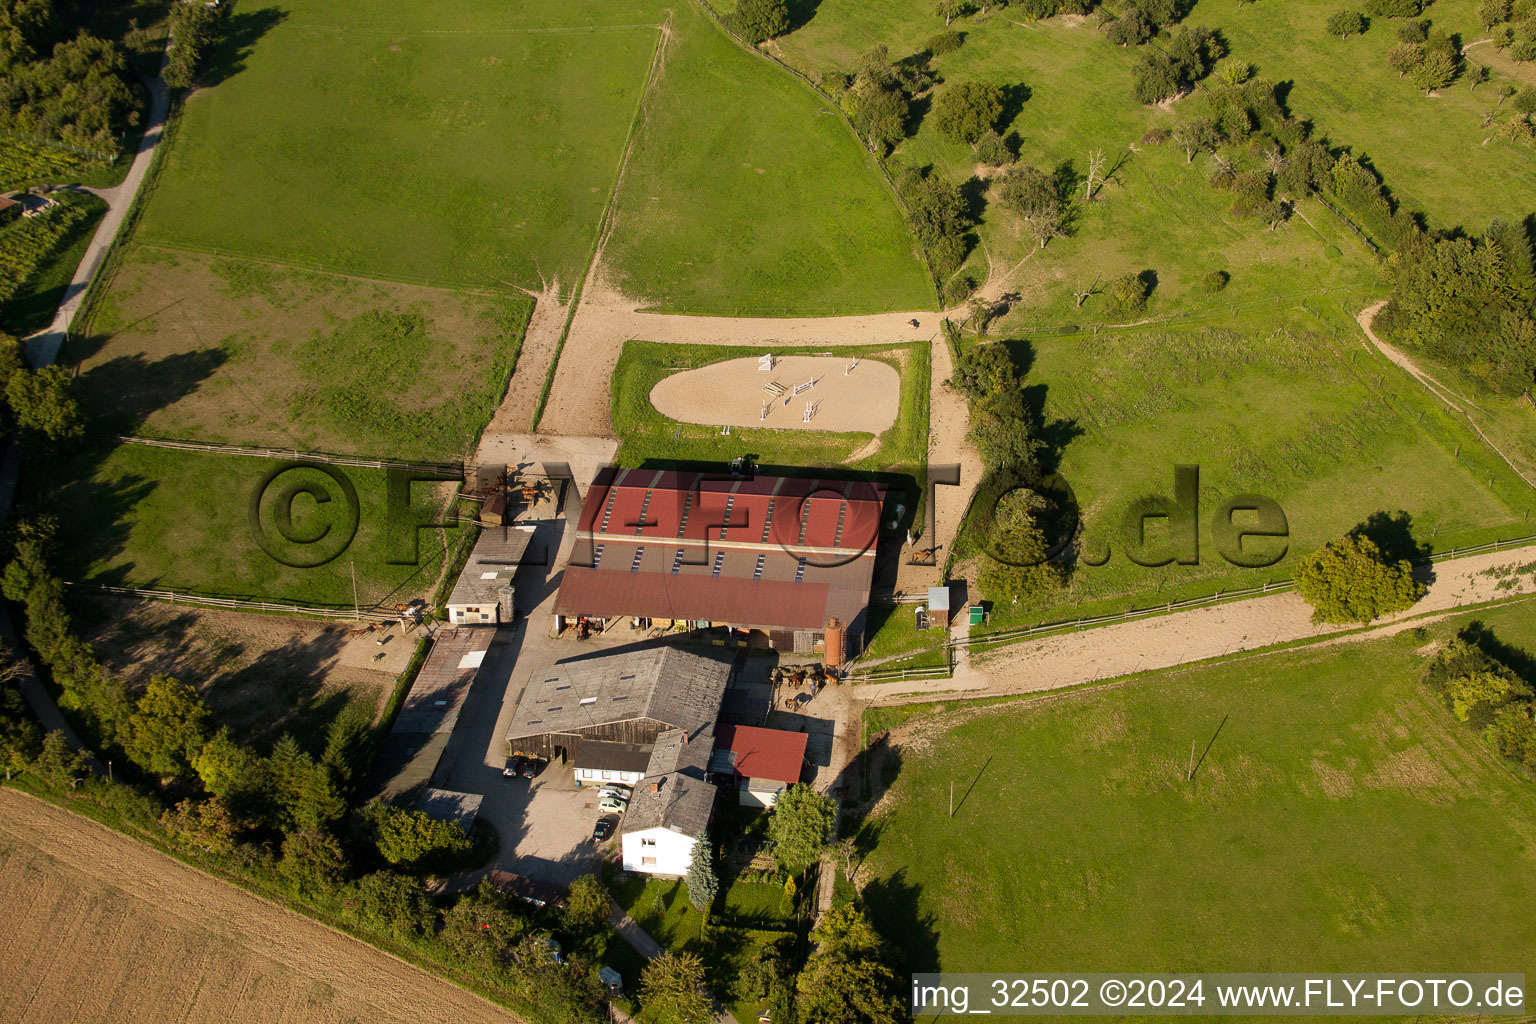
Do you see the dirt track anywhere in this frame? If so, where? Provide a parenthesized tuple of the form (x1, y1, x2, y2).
(0, 789, 521, 1024)
(535, 277, 937, 437)
(859, 543, 1536, 701)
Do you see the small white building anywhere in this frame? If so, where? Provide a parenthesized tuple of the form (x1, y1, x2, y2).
(620, 726, 716, 877)
(572, 740, 649, 788)
(446, 525, 533, 626)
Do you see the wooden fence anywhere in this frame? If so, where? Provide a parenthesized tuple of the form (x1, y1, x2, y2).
(111, 434, 462, 477)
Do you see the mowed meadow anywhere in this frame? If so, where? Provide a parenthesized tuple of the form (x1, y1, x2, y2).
(858, 601, 1536, 994)
(962, 308, 1532, 628)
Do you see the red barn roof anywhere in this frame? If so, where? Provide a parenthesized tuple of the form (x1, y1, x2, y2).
(712, 724, 808, 785)
(555, 468, 882, 633)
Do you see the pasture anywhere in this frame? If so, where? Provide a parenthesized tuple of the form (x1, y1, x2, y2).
(960, 309, 1532, 628)
(769, 0, 1529, 322)
(610, 339, 929, 471)
(44, 445, 463, 609)
(856, 600, 1536, 986)
(74, 249, 530, 461)
(599, 3, 934, 315)
(138, 0, 665, 293)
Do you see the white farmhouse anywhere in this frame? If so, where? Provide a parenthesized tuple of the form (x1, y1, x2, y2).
(620, 725, 716, 877)
(446, 525, 534, 627)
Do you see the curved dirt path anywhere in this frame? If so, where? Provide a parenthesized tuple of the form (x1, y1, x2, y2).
(0, 789, 523, 1024)
(1356, 301, 1536, 490)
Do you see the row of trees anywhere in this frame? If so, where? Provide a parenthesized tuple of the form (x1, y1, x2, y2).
(0, 0, 140, 153)
(164, 0, 225, 91)
(936, 0, 1096, 25)
(0, 334, 84, 443)
(1375, 219, 1536, 395)
(1424, 628, 1536, 774)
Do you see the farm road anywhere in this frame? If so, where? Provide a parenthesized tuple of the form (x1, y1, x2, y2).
(0, 788, 523, 1024)
(23, 75, 170, 369)
(853, 543, 1536, 703)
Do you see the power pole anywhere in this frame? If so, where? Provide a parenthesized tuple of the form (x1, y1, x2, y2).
(350, 561, 359, 620)
(1186, 740, 1196, 781)
(949, 780, 954, 818)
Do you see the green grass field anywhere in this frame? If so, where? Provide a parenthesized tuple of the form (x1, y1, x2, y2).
(0, 192, 106, 336)
(45, 445, 461, 608)
(599, 3, 934, 315)
(610, 339, 929, 472)
(958, 308, 1532, 629)
(138, 0, 664, 293)
(856, 599, 1536, 991)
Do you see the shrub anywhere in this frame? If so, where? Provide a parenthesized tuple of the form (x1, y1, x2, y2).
(932, 80, 1006, 144)
(1105, 272, 1150, 318)
(1326, 9, 1367, 37)
(1141, 126, 1171, 145)
(1395, 18, 1428, 41)
(927, 29, 964, 54)
(1364, 0, 1424, 15)
(1202, 269, 1229, 292)
(974, 129, 1011, 166)
(943, 273, 977, 306)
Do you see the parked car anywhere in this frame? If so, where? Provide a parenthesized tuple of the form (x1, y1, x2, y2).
(597, 795, 628, 814)
(539, 935, 565, 965)
(502, 757, 524, 778)
(592, 816, 617, 842)
(596, 785, 631, 800)
(521, 757, 547, 778)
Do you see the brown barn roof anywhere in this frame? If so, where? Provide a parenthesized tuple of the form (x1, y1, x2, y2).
(623, 724, 716, 837)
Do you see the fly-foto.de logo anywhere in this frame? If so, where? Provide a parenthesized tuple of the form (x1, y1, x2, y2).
(979, 464, 1290, 569)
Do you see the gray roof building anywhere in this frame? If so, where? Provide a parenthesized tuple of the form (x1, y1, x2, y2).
(447, 525, 534, 619)
(505, 647, 731, 757)
(623, 724, 716, 838)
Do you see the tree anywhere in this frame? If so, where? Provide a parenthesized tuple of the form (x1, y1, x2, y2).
(279, 826, 348, 894)
(767, 782, 837, 874)
(122, 675, 210, 779)
(1106, 7, 1154, 45)
(442, 879, 529, 970)
(945, 342, 1016, 398)
(683, 834, 718, 911)
(565, 873, 611, 931)
(1326, 9, 1366, 38)
(902, 173, 973, 275)
(968, 392, 1045, 473)
(935, 0, 975, 25)
(192, 728, 261, 802)
(974, 128, 1011, 166)
(5, 367, 82, 443)
(979, 488, 1063, 605)
(797, 906, 904, 1024)
(932, 80, 1005, 145)
(163, 1, 219, 90)
(641, 951, 713, 1024)
(729, 0, 789, 43)
(995, 165, 1064, 247)
(33, 729, 88, 787)
(346, 870, 432, 940)
(1295, 533, 1425, 624)
(160, 797, 236, 855)
(1479, 0, 1512, 26)
(363, 799, 472, 870)
(1084, 147, 1107, 199)
(1215, 57, 1253, 85)
(1411, 48, 1458, 92)
(1171, 117, 1221, 162)
(1387, 41, 1424, 76)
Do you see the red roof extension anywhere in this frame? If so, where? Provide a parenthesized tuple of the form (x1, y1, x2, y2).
(714, 724, 808, 784)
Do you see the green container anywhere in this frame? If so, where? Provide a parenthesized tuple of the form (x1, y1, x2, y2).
(968, 605, 985, 626)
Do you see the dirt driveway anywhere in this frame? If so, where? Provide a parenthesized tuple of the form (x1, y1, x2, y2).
(0, 789, 520, 1024)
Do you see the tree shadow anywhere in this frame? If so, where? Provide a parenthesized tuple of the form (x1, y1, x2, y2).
(1349, 510, 1433, 565)
(999, 81, 1032, 128)
(1138, 268, 1160, 300)
(861, 868, 940, 974)
(74, 348, 230, 434)
(959, 174, 989, 224)
(784, 0, 823, 33)
(1459, 620, 1536, 684)
(198, 7, 290, 88)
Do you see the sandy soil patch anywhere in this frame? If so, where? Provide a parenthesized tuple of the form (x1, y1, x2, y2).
(76, 598, 400, 749)
(648, 354, 899, 433)
(0, 789, 520, 1024)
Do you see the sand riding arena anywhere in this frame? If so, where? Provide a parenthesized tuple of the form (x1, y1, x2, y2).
(647, 354, 900, 433)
